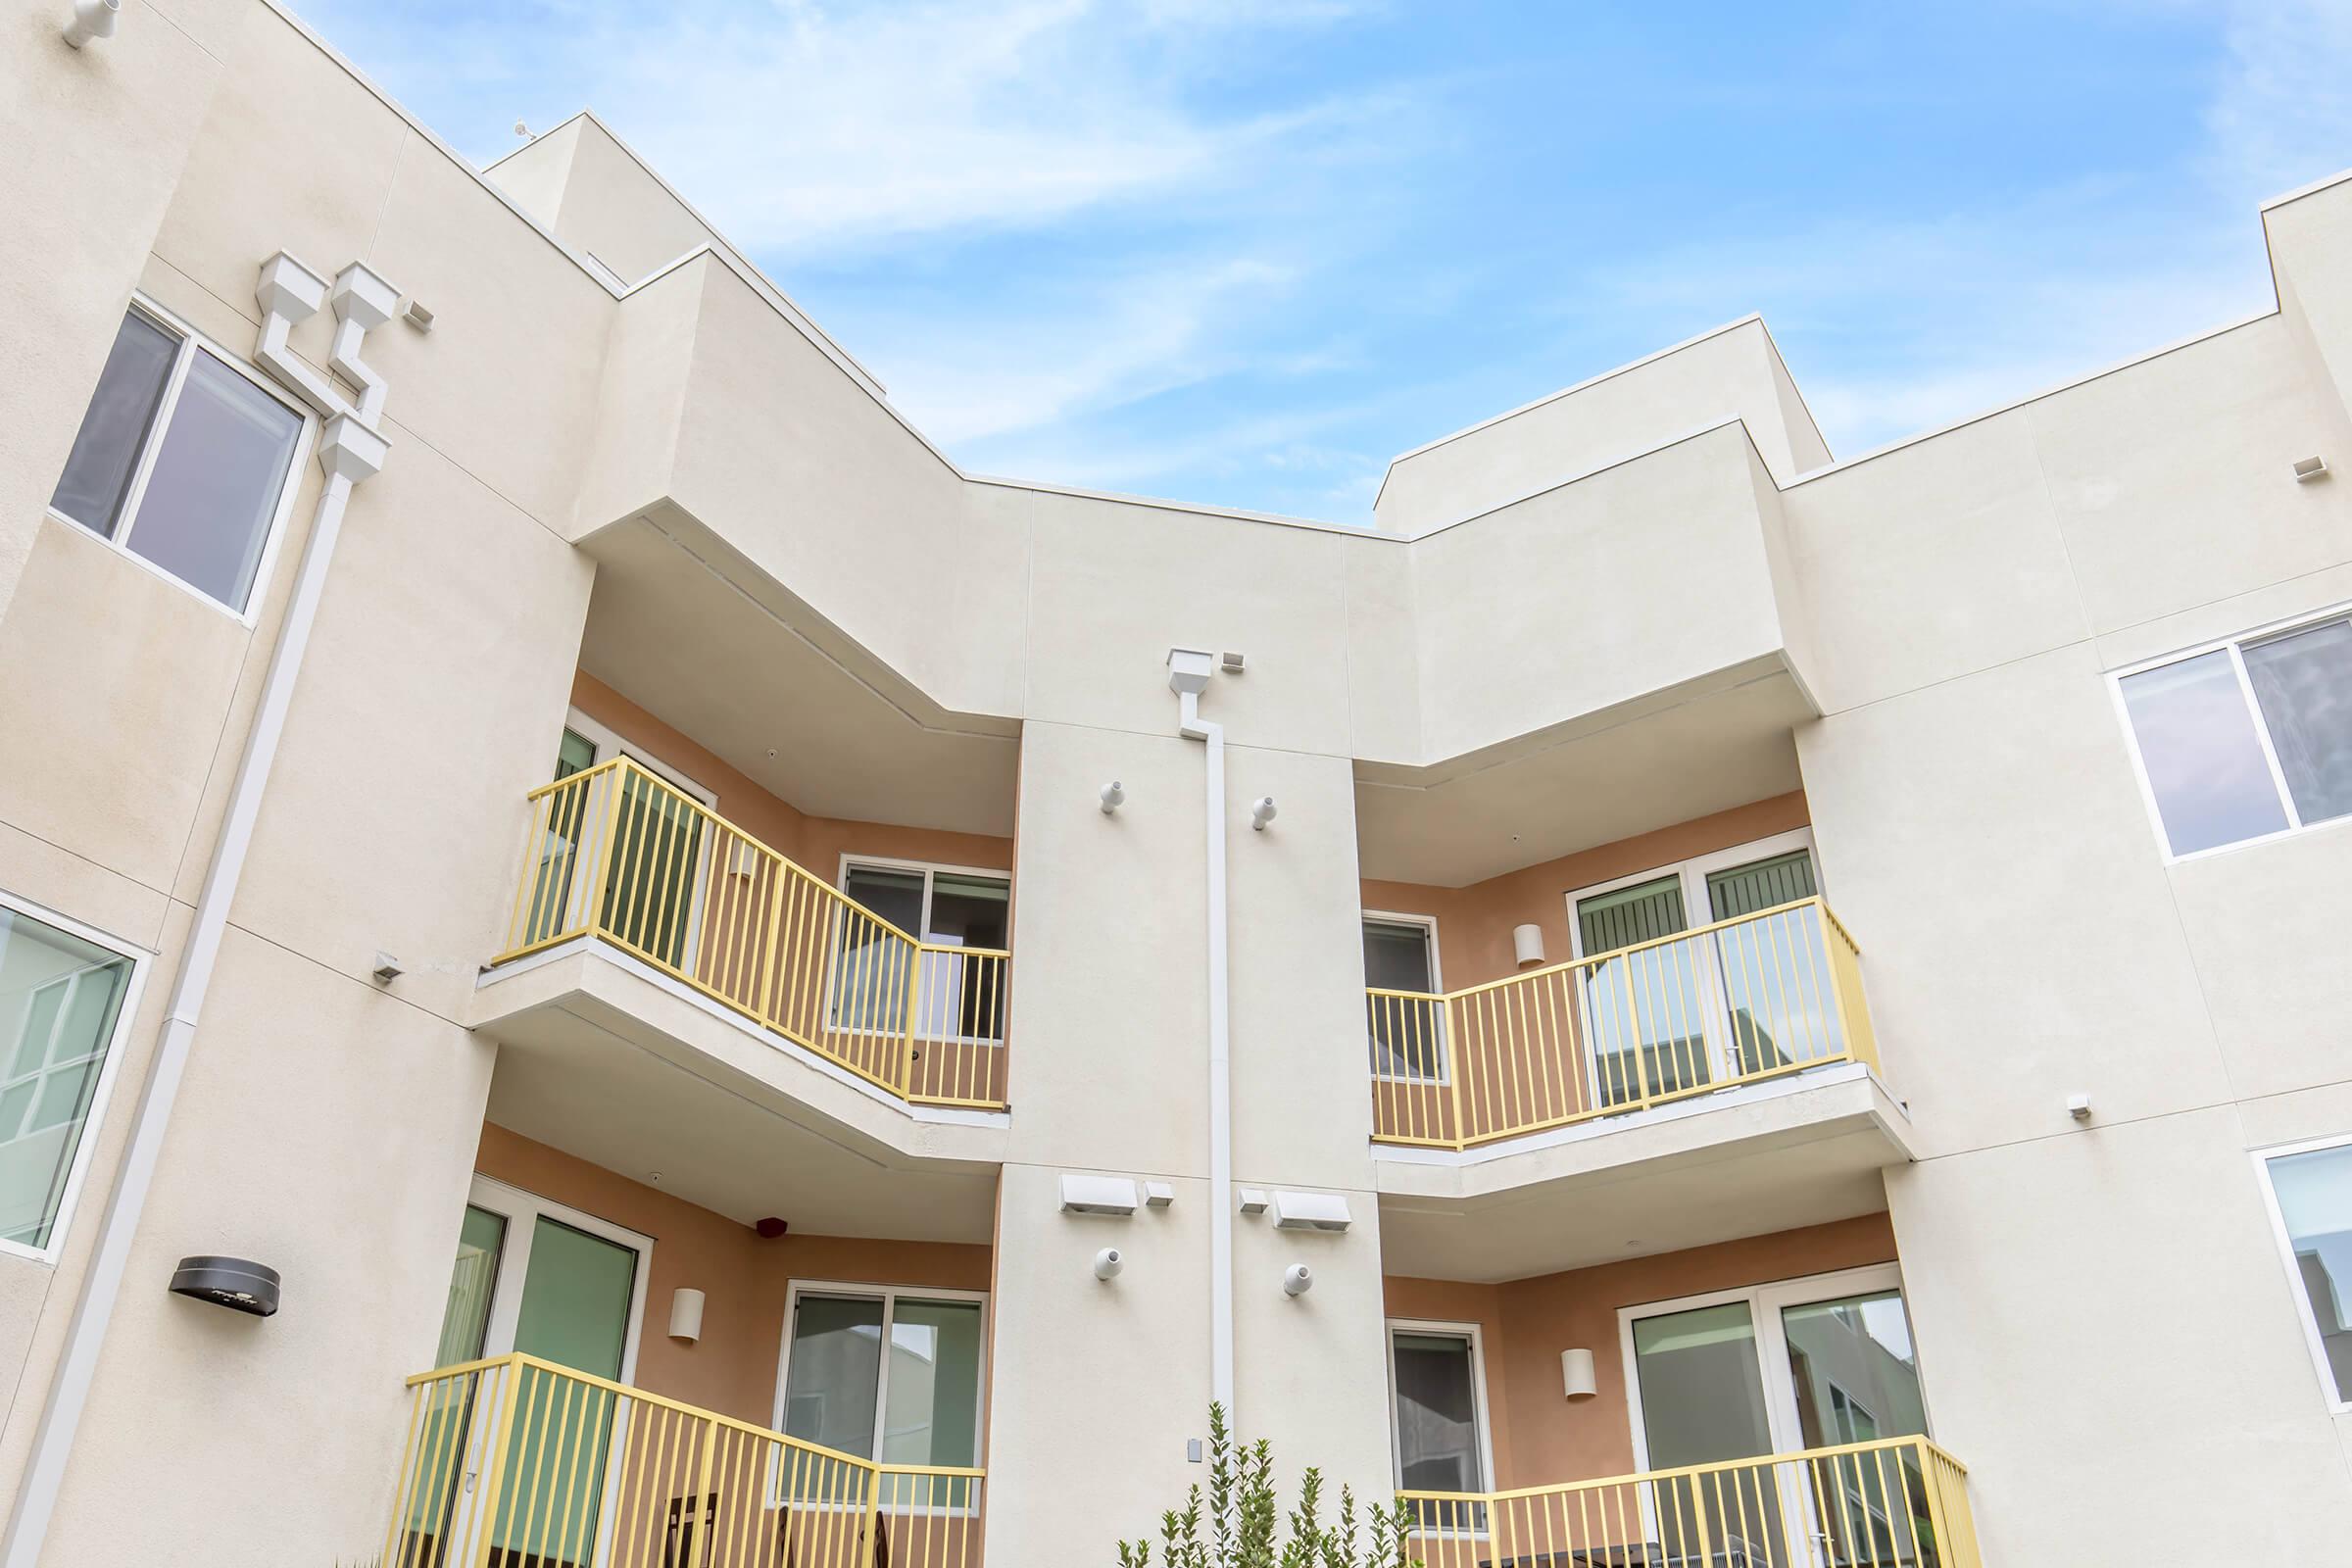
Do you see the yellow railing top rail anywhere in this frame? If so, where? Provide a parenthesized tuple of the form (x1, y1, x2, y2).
(406, 1352, 985, 1479)
(1394, 1433, 1962, 1504)
(531, 754, 940, 949)
(1365, 895, 1851, 1007)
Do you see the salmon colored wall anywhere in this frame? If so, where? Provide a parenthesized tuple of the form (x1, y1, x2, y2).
(1363, 792, 1810, 995)
(472, 1123, 993, 1431)
(1383, 1213, 1896, 1491)
(569, 671, 1015, 877)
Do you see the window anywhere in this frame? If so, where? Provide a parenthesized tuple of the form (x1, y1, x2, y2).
(0, 897, 140, 1260)
(48, 305, 308, 615)
(776, 1283, 986, 1507)
(2256, 1137, 2352, 1407)
(1567, 831, 1840, 1102)
(1363, 914, 1444, 1080)
(836, 860, 1010, 1042)
(1386, 1322, 1492, 1532)
(2116, 611, 2352, 858)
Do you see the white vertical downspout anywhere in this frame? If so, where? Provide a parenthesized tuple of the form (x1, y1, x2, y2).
(0, 255, 395, 1568)
(1169, 651, 1235, 1424)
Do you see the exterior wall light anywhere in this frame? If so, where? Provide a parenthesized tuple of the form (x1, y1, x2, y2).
(63, 0, 119, 48)
(169, 1255, 279, 1317)
(1100, 780, 1125, 814)
(1250, 797, 1278, 832)
(1560, 1348, 1597, 1400)
(1282, 1264, 1313, 1298)
(1513, 924, 1546, 967)
(668, 1289, 706, 1343)
(1094, 1248, 1124, 1282)
(2293, 456, 2329, 483)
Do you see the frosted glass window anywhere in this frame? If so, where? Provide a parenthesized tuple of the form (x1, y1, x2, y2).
(0, 907, 132, 1253)
(2266, 1142, 2352, 1402)
(46, 307, 303, 613)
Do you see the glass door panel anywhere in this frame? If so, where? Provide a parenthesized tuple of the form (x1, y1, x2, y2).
(410, 1206, 512, 1549)
(1363, 920, 1443, 1080)
(880, 1298, 984, 1507)
(1577, 876, 1706, 1104)
(782, 1294, 886, 1494)
(602, 766, 704, 970)
(1781, 1290, 1931, 1567)
(1631, 1302, 1787, 1561)
(1392, 1331, 1486, 1532)
(498, 1218, 638, 1566)
(834, 867, 924, 1033)
(1704, 850, 1842, 1076)
(921, 875, 1010, 1042)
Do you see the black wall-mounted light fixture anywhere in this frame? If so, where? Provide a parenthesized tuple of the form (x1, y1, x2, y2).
(169, 1255, 280, 1317)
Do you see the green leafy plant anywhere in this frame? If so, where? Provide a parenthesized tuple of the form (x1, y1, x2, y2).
(1118, 1404, 1421, 1568)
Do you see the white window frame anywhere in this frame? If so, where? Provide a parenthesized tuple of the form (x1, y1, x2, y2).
(44, 294, 318, 624)
(2109, 601, 2352, 864)
(1362, 910, 1447, 1085)
(834, 856, 1012, 1048)
(2251, 1132, 2352, 1415)
(1616, 1261, 1919, 1473)
(772, 1278, 991, 1514)
(1385, 1316, 1498, 1522)
(0, 889, 150, 1267)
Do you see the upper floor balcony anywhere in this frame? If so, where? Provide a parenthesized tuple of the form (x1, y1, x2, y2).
(1365, 896, 1875, 1150)
(486, 754, 1010, 1112)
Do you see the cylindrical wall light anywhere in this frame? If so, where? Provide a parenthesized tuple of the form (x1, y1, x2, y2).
(1512, 924, 1546, 967)
(1560, 1348, 1597, 1400)
(669, 1288, 707, 1343)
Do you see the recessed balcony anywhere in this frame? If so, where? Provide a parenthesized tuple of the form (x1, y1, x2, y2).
(486, 756, 1011, 1111)
(1404, 1436, 1983, 1568)
(1365, 897, 1876, 1151)
(382, 1354, 984, 1568)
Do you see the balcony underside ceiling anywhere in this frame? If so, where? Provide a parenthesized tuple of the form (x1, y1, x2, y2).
(577, 508, 1020, 839)
(1354, 656, 1811, 886)
(475, 948, 1003, 1244)
(1374, 1066, 1910, 1281)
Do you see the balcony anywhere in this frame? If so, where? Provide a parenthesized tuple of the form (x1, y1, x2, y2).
(490, 757, 1010, 1111)
(1366, 898, 1876, 1151)
(382, 1354, 983, 1568)
(1405, 1437, 1982, 1568)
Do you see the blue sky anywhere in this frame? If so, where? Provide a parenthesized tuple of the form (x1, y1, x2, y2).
(297, 0, 2351, 522)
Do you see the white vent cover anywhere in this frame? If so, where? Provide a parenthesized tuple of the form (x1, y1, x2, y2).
(1271, 1191, 1352, 1232)
(1059, 1174, 1140, 1216)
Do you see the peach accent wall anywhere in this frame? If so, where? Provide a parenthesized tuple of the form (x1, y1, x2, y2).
(1384, 1214, 1896, 1491)
(569, 670, 1015, 876)
(1363, 792, 1810, 996)
(472, 1123, 992, 1430)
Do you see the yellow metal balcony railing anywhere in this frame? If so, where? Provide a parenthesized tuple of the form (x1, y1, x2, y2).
(1367, 897, 1878, 1149)
(384, 1354, 985, 1568)
(492, 756, 1010, 1110)
(1405, 1436, 1981, 1568)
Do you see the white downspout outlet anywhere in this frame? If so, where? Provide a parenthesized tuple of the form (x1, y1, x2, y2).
(1167, 647, 1235, 1426)
(0, 256, 395, 1568)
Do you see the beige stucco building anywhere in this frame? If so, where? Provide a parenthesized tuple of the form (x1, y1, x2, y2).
(5, 3, 2352, 1564)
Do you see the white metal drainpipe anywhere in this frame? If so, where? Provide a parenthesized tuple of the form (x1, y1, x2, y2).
(1167, 649, 1235, 1424)
(0, 254, 395, 1568)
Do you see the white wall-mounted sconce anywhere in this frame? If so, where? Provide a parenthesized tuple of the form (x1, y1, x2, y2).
(1282, 1264, 1313, 1298)
(1250, 797, 1278, 832)
(1100, 780, 1125, 815)
(1560, 1348, 1597, 1400)
(1060, 1173, 1140, 1215)
(668, 1289, 706, 1344)
(2294, 456, 2329, 483)
(1512, 924, 1546, 967)
(63, 0, 119, 47)
(1094, 1248, 1124, 1282)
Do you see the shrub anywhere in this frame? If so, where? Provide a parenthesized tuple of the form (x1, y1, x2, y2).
(1117, 1403, 1421, 1568)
